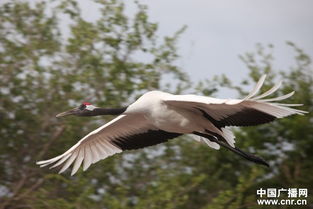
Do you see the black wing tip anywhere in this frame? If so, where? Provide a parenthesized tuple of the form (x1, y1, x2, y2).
(111, 130, 181, 150)
(197, 107, 277, 128)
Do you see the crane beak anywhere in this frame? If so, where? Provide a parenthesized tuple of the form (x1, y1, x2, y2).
(56, 108, 79, 118)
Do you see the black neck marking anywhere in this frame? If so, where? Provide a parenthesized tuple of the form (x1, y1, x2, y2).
(82, 107, 128, 116)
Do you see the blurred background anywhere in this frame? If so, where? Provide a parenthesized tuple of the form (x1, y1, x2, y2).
(0, 0, 312, 208)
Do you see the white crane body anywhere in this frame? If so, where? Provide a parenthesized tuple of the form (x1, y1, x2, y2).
(37, 75, 307, 175)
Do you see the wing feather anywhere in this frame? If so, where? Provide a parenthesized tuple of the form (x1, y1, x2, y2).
(48, 153, 71, 169)
(37, 114, 180, 175)
(252, 80, 282, 100)
(164, 75, 307, 128)
(259, 91, 294, 102)
(244, 74, 267, 100)
(96, 140, 109, 158)
(83, 144, 92, 171)
(89, 142, 100, 164)
(71, 148, 84, 176)
(59, 151, 78, 174)
(93, 140, 105, 160)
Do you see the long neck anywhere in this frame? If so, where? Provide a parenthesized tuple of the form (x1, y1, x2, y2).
(83, 107, 128, 116)
(95, 107, 128, 115)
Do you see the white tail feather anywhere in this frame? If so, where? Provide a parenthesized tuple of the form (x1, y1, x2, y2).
(221, 128, 235, 147)
(201, 137, 220, 150)
(189, 135, 220, 150)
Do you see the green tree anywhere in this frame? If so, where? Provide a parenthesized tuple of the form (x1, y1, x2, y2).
(1, 0, 312, 208)
(0, 0, 189, 208)
(180, 43, 313, 209)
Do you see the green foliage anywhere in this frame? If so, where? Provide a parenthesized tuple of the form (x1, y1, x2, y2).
(203, 167, 264, 209)
(0, 0, 312, 208)
(198, 43, 313, 209)
(0, 0, 189, 208)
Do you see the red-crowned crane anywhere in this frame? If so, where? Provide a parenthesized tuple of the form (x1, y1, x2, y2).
(37, 75, 307, 175)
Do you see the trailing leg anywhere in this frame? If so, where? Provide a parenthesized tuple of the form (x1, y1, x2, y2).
(193, 131, 269, 167)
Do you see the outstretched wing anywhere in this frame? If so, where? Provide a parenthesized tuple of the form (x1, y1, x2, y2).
(37, 114, 181, 175)
(164, 75, 307, 129)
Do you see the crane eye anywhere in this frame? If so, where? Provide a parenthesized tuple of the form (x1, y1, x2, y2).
(78, 104, 86, 110)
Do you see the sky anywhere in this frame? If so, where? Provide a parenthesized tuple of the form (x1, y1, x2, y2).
(2, 0, 312, 95)
(77, 0, 313, 94)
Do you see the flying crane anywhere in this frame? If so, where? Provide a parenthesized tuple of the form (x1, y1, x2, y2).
(37, 75, 307, 175)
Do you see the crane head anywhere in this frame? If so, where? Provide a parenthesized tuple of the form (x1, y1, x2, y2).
(56, 102, 96, 118)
